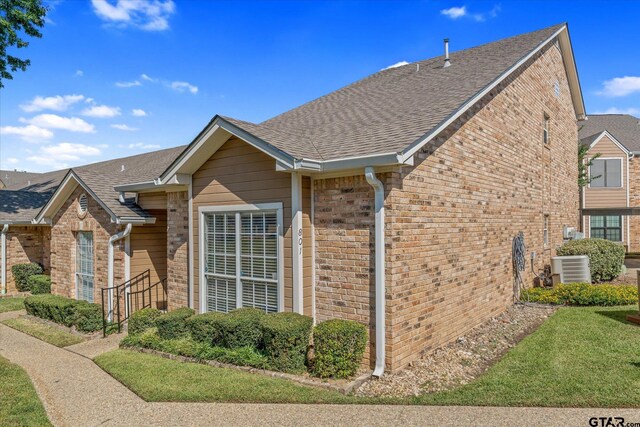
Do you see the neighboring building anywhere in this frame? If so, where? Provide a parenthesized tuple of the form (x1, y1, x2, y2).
(0, 23, 584, 373)
(579, 114, 640, 251)
(0, 170, 42, 189)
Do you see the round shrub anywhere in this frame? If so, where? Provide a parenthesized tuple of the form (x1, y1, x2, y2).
(556, 238, 625, 282)
(72, 302, 103, 332)
(156, 307, 195, 340)
(27, 275, 51, 294)
(311, 319, 367, 379)
(218, 308, 265, 349)
(11, 263, 43, 292)
(128, 307, 162, 335)
(186, 311, 226, 345)
(261, 312, 313, 373)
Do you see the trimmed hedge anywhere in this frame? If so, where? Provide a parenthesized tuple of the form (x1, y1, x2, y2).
(311, 319, 367, 379)
(186, 311, 225, 345)
(27, 275, 51, 294)
(522, 283, 638, 306)
(218, 308, 265, 349)
(11, 263, 43, 292)
(128, 308, 162, 335)
(156, 308, 195, 340)
(556, 238, 625, 282)
(261, 312, 313, 373)
(24, 294, 102, 332)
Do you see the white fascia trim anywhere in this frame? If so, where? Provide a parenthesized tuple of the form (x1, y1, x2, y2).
(399, 25, 576, 162)
(114, 180, 156, 192)
(588, 130, 630, 154)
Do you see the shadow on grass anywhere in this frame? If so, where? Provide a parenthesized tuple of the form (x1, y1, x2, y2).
(594, 308, 638, 325)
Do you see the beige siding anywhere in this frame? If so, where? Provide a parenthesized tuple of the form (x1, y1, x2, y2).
(584, 135, 628, 209)
(192, 137, 311, 314)
(137, 192, 167, 210)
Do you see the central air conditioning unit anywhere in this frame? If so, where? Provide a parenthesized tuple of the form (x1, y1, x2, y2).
(551, 255, 591, 284)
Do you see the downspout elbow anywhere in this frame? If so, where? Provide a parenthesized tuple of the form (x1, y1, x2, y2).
(364, 167, 386, 378)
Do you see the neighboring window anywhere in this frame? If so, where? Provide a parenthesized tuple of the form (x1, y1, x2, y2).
(76, 231, 94, 302)
(590, 216, 622, 242)
(543, 113, 550, 145)
(78, 193, 88, 217)
(590, 159, 622, 188)
(203, 208, 280, 313)
(543, 214, 549, 247)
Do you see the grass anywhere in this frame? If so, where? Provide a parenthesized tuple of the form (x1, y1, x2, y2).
(0, 355, 51, 426)
(95, 349, 383, 404)
(0, 297, 25, 313)
(2, 317, 85, 348)
(416, 306, 640, 407)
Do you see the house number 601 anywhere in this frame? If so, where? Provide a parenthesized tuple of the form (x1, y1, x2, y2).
(298, 228, 303, 255)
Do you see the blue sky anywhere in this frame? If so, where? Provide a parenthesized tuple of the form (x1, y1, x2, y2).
(1, 0, 639, 172)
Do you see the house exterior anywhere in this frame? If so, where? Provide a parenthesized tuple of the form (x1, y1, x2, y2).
(0, 23, 584, 373)
(0, 170, 43, 189)
(579, 114, 640, 251)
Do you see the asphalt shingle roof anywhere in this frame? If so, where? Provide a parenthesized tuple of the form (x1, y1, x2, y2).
(578, 114, 640, 152)
(0, 170, 43, 188)
(223, 23, 565, 160)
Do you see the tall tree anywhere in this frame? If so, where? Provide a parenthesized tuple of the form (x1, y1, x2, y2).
(0, 0, 47, 88)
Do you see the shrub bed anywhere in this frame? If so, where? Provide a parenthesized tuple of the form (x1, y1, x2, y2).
(218, 308, 265, 349)
(11, 263, 43, 292)
(261, 312, 313, 373)
(129, 308, 162, 335)
(24, 294, 102, 332)
(186, 311, 225, 345)
(26, 275, 51, 294)
(556, 239, 625, 282)
(156, 307, 195, 340)
(311, 319, 367, 379)
(521, 283, 638, 306)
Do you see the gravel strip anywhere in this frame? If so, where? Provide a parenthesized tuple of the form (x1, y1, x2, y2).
(357, 303, 556, 398)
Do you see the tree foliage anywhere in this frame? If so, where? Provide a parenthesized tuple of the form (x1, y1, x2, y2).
(578, 143, 601, 188)
(0, 0, 47, 88)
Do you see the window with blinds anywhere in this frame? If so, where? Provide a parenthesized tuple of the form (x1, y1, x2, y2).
(76, 231, 94, 302)
(204, 209, 280, 313)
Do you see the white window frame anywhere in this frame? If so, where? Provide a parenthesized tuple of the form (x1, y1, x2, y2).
(587, 157, 624, 189)
(75, 231, 94, 303)
(198, 203, 284, 314)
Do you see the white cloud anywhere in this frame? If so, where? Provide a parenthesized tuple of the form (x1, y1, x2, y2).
(128, 142, 160, 149)
(20, 94, 85, 112)
(115, 80, 141, 88)
(383, 61, 409, 70)
(597, 76, 640, 97)
(441, 6, 466, 19)
(40, 142, 102, 161)
(74, 70, 84, 77)
(25, 156, 69, 169)
(0, 125, 54, 142)
(5, 158, 19, 165)
(111, 124, 138, 131)
(170, 81, 198, 94)
(592, 107, 640, 116)
(24, 114, 96, 133)
(81, 104, 121, 118)
(141, 73, 157, 82)
(91, 0, 176, 31)
(131, 108, 147, 117)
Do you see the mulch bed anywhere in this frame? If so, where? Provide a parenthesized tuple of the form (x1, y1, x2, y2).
(356, 303, 557, 398)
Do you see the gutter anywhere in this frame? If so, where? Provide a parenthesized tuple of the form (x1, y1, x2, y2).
(1, 224, 8, 295)
(364, 167, 386, 377)
(107, 223, 132, 321)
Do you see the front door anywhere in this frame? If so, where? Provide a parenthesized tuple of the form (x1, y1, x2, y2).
(76, 231, 94, 302)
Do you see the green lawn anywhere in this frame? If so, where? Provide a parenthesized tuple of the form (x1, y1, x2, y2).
(2, 318, 85, 348)
(417, 306, 640, 407)
(0, 355, 51, 426)
(0, 297, 25, 313)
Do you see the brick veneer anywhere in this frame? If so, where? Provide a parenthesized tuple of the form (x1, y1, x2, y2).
(4, 226, 49, 293)
(50, 186, 125, 302)
(314, 40, 579, 371)
(167, 191, 189, 310)
(628, 157, 640, 252)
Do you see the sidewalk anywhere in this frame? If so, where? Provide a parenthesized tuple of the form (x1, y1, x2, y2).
(0, 322, 638, 427)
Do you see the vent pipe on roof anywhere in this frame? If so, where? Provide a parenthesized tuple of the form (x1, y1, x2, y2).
(444, 38, 451, 68)
(121, 165, 125, 172)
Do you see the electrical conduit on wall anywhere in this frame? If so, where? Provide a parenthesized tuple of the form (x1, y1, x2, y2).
(364, 167, 386, 377)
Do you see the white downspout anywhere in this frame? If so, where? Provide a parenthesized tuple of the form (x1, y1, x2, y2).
(108, 223, 132, 320)
(364, 167, 386, 378)
(1, 224, 8, 295)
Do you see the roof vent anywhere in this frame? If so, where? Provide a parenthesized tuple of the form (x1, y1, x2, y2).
(121, 164, 125, 172)
(444, 38, 451, 68)
(78, 193, 88, 218)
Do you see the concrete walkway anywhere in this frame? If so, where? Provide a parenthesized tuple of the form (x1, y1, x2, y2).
(0, 322, 638, 427)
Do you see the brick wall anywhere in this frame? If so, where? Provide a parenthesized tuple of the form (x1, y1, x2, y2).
(167, 191, 189, 310)
(50, 186, 125, 302)
(4, 226, 49, 293)
(628, 157, 640, 252)
(314, 41, 579, 372)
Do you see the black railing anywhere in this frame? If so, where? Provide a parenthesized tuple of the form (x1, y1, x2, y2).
(101, 269, 150, 337)
(127, 278, 168, 314)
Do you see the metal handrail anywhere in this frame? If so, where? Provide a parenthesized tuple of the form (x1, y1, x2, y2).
(127, 278, 168, 315)
(101, 269, 150, 337)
